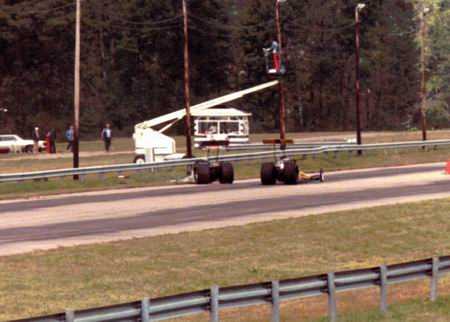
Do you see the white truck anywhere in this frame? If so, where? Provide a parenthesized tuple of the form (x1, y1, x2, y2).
(132, 80, 279, 164)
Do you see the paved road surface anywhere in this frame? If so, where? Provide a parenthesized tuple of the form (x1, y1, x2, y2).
(0, 163, 449, 256)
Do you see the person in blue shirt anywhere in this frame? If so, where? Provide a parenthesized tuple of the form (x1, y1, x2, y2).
(65, 125, 74, 152)
(264, 40, 281, 73)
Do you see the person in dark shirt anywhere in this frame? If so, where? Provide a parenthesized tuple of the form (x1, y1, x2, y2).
(47, 128, 57, 153)
(101, 123, 112, 152)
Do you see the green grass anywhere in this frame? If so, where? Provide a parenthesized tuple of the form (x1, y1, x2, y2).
(316, 296, 450, 322)
(0, 199, 449, 320)
(0, 153, 134, 173)
(217, 293, 450, 322)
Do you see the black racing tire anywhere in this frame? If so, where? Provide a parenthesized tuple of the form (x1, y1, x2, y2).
(283, 160, 299, 185)
(219, 162, 234, 184)
(133, 155, 146, 164)
(261, 162, 277, 185)
(195, 162, 211, 184)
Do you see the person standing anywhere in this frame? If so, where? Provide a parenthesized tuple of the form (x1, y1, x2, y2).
(65, 125, 74, 152)
(45, 130, 51, 154)
(48, 128, 57, 153)
(263, 40, 282, 74)
(32, 126, 41, 153)
(101, 123, 112, 152)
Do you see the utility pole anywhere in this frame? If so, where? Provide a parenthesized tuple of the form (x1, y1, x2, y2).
(182, 0, 193, 159)
(419, 6, 428, 142)
(275, 0, 286, 148)
(73, 0, 81, 180)
(355, 3, 366, 155)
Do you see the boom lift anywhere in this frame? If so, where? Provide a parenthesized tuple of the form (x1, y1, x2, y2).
(133, 81, 280, 179)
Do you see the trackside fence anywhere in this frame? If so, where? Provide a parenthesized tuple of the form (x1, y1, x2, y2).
(1, 139, 450, 183)
(14, 255, 450, 322)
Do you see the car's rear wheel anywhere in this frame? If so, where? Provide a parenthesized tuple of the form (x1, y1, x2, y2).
(219, 162, 234, 184)
(195, 162, 211, 184)
(261, 162, 277, 185)
(282, 160, 299, 185)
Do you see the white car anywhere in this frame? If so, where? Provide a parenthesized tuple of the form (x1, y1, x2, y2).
(0, 134, 46, 153)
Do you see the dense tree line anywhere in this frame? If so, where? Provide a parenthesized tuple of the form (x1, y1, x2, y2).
(0, 0, 448, 138)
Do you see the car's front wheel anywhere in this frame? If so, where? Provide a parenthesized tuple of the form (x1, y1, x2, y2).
(134, 155, 146, 164)
(23, 145, 33, 153)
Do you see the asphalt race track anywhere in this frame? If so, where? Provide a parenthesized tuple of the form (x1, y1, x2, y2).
(0, 163, 449, 255)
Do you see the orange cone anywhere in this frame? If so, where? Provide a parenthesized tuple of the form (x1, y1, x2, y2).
(446, 160, 450, 175)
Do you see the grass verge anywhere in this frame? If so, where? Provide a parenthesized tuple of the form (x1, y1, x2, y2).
(0, 199, 449, 320)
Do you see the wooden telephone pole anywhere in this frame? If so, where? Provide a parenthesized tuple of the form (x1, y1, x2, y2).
(355, 3, 366, 155)
(419, 6, 428, 142)
(182, 0, 193, 159)
(73, 0, 81, 179)
(275, 0, 286, 147)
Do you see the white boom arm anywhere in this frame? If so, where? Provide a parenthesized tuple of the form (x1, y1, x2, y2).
(135, 80, 279, 132)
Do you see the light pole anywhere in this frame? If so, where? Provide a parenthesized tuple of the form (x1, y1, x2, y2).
(275, 0, 287, 148)
(73, 0, 81, 180)
(182, 0, 193, 159)
(419, 6, 430, 142)
(355, 3, 366, 155)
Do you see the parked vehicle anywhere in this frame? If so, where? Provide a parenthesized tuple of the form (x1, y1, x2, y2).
(0, 134, 46, 153)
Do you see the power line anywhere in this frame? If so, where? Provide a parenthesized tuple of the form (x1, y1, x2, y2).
(106, 14, 182, 26)
(6, 1, 76, 17)
(188, 24, 235, 39)
(188, 13, 274, 31)
(84, 19, 180, 34)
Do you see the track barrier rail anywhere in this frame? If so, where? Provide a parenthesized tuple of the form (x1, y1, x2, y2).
(14, 255, 450, 322)
(1, 139, 450, 183)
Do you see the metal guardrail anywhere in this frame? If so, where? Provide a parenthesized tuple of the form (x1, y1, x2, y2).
(14, 255, 450, 322)
(225, 141, 355, 151)
(1, 139, 449, 183)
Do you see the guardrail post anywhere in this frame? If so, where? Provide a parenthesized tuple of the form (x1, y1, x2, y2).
(379, 265, 388, 313)
(430, 257, 440, 302)
(327, 273, 337, 322)
(141, 298, 150, 322)
(210, 285, 219, 322)
(65, 310, 75, 322)
(271, 281, 280, 322)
